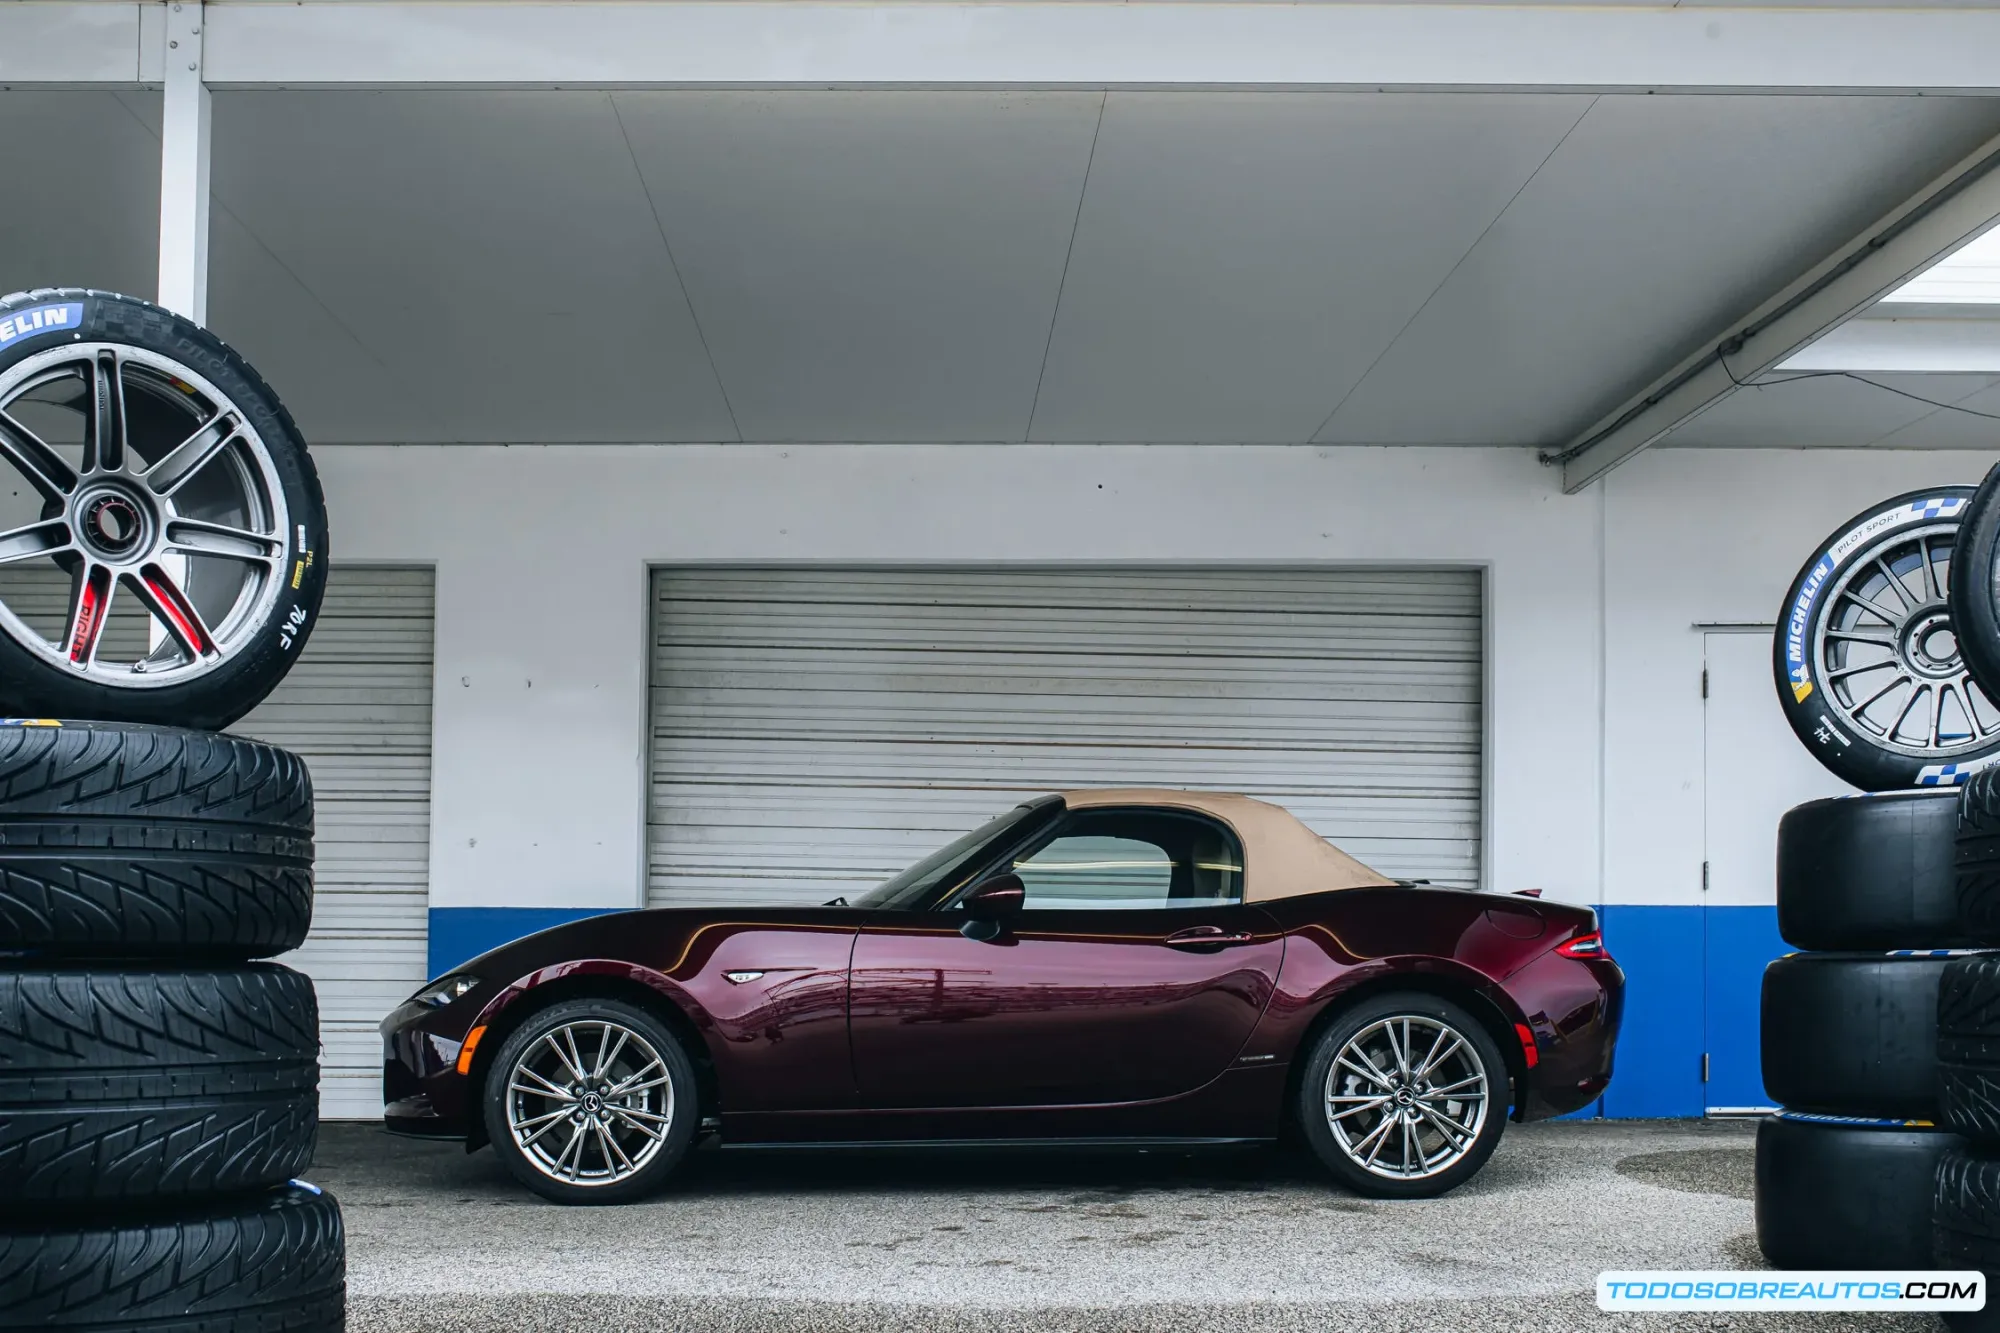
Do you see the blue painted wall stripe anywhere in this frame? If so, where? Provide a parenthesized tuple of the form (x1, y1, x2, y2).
(428, 906, 622, 979)
(430, 902, 1784, 1120)
(1599, 904, 1785, 1118)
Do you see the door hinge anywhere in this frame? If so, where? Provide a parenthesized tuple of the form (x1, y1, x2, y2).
(1701, 667, 1708, 699)
(1701, 1052, 1710, 1083)
(1701, 861, 1709, 893)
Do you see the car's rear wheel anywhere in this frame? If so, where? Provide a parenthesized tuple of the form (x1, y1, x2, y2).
(482, 996, 699, 1205)
(1297, 991, 1508, 1199)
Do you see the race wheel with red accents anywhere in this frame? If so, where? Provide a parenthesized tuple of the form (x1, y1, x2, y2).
(1773, 486, 2000, 792)
(0, 289, 326, 730)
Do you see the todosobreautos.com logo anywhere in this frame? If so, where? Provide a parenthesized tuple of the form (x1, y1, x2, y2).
(1597, 1271, 1985, 1311)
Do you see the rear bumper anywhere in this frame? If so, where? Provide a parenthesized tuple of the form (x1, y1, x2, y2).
(1512, 953, 1624, 1120)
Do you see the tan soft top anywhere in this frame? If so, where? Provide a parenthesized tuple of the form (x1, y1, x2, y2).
(1060, 789, 1396, 902)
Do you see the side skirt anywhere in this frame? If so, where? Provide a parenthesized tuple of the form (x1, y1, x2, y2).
(713, 1135, 1276, 1152)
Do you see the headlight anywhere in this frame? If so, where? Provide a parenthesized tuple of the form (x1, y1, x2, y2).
(408, 973, 480, 1009)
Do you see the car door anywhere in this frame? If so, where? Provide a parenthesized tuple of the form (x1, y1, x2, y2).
(848, 807, 1284, 1108)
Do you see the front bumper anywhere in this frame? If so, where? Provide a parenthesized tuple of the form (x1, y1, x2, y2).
(381, 998, 477, 1140)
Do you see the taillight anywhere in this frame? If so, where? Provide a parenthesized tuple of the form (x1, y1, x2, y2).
(1555, 931, 1607, 960)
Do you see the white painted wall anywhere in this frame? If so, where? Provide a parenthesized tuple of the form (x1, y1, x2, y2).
(316, 440, 1998, 920)
(317, 444, 1602, 913)
(1601, 446, 2000, 909)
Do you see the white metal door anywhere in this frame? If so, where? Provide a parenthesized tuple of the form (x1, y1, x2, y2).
(1702, 629, 1850, 1112)
(235, 567, 436, 1119)
(648, 567, 1481, 907)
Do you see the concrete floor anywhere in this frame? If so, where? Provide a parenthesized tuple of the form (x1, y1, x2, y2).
(313, 1119, 1937, 1333)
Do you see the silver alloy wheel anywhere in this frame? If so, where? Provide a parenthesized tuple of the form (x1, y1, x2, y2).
(0, 343, 289, 686)
(1325, 1014, 1488, 1180)
(1813, 522, 2000, 757)
(505, 1019, 675, 1187)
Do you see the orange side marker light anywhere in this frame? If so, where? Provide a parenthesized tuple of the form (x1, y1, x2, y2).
(456, 1025, 487, 1076)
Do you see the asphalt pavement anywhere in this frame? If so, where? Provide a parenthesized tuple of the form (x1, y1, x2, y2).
(312, 1118, 1938, 1333)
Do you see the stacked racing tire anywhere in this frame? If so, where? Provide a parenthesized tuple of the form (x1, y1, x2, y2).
(0, 292, 340, 1333)
(1937, 771, 2000, 1330)
(1756, 789, 1967, 1273)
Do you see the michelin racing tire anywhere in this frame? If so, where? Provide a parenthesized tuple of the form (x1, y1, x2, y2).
(1755, 1114, 1957, 1270)
(1950, 459, 2000, 713)
(0, 1182, 343, 1332)
(1938, 954, 2000, 1146)
(0, 964, 318, 1205)
(1774, 486, 2000, 792)
(1935, 1147, 2000, 1331)
(1762, 951, 1947, 1119)
(0, 289, 327, 731)
(1777, 790, 1965, 949)
(1959, 770, 2000, 944)
(0, 721, 313, 959)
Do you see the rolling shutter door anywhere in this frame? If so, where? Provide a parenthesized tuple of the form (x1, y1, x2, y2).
(648, 568, 1480, 909)
(234, 567, 436, 1119)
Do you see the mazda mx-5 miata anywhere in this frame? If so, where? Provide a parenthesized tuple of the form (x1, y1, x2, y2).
(382, 790, 1623, 1204)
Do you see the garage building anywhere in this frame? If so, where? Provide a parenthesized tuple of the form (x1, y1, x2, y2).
(8, 0, 2000, 1121)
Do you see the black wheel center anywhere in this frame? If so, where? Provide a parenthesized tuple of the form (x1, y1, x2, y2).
(579, 1092, 604, 1115)
(77, 491, 146, 558)
(1393, 1086, 1415, 1107)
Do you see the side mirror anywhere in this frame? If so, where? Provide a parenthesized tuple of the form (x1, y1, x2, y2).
(963, 873, 1026, 919)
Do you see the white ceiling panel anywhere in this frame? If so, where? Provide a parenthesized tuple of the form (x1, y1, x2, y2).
(1662, 372, 2000, 448)
(1318, 94, 2000, 447)
(0, 92, 159, 302)
(208, 90, 738, 443)
(1027, 92, 1590, 443)
(614, 91, 1101, 442)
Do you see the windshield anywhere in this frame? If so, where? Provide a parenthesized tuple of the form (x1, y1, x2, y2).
(851, 799, 1057, 910)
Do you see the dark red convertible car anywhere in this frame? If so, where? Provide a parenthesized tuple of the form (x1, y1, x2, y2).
(382, 790, 1622, 1204)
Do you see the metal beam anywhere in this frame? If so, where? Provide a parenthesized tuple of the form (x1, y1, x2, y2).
(1550, 134, 2000, 493)
(198, 3, 2000, 92)
(156, 2, 210, 324)
(0, 3, 145, 87)
(1776, 308, 2000, 374)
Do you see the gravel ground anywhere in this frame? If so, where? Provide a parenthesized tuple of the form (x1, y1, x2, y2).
(311, 1119, 1938, 1333)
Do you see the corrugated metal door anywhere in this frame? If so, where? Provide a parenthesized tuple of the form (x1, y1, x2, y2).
(234, 567, 436, 1119)
(647, 568, 1480, 909)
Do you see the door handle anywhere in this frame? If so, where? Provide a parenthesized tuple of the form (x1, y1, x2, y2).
(1164, 925, 1255, 949)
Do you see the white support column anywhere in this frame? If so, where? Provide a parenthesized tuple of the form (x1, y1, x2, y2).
(156, 1, 210, 324)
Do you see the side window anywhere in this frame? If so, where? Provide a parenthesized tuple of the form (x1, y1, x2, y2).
(1008, 810, 1243, 910)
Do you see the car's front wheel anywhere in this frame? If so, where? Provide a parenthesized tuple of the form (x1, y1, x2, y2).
(482, 997, 699, 1205)
(1297, 992, 1509, 1199)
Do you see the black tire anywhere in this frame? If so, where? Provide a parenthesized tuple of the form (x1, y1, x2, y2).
(0, 1181, 343, 1332)
(0, 721, 312, 959)
(1959, 769, 2000, 944)
(1295, 991, 1509, 1200)
(1938, 954, 2000, 1145)
(1774, 485, 2000, 792)
(0, 964, 318, 1205)
(1777, 790, 1964, 948)
(483, 996, 700, 1205)
(1755, 1114, 1957, 1269)
(1935, 1146, 2000, 1332)
(1950, 459, 2000, 712)
(1762, 951, 1947, 1118)
(0, 288, 328, 732)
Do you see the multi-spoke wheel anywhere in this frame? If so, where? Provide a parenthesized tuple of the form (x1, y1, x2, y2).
(482, 998, 698, 1204)
(0, 289, 325, 730)
(1776, 486, 2000, 791)
(1299, 993, 1508, 1199)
